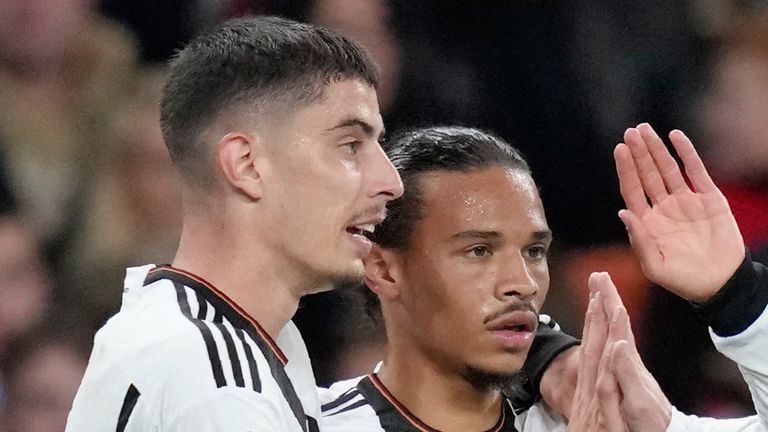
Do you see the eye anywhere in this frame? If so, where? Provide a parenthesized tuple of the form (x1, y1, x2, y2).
(464, 245, 492, 258)
(525, 244, 548, 261)
(341, 141, 361, 155)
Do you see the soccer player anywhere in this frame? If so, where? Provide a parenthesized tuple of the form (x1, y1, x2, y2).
(319, 126, 628, 431)
(320, 125, 768, 432)
(66, 16, 403, 431)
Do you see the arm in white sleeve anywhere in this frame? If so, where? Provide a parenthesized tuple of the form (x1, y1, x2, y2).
(693, 253, 768, 431)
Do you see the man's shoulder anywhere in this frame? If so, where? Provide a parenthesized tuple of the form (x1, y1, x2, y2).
(73, 324, 304, 430)
(322, 375, 367, 403)
(320, 375, 383, 431)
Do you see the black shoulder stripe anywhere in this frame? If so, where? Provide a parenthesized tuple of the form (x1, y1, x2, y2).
(501, 398, 521, 431)
(193, 290, 250, 391)
(321, 388, 361, 412)
(325, 399, 368, 417)
(116, 384, 140, 432)
(241, 324, 311, 431)
(196, 294, 208, 320)
(356, 377, 412, 432)
(213, 319, 245, 388)
(213, 309, 224, 324)
(174, 283, 227, 388)
(235, 328, 261, 392)
(307, 416, 320, 432)
(152, 270, 311, 431)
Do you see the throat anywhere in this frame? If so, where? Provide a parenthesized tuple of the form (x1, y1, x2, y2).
(374, 364, 506, 432)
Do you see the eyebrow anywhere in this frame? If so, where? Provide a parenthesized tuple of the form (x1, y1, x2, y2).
(452, 229, 553, 241)
(452, 230, 502, 240)
(326, 118, 386, 141)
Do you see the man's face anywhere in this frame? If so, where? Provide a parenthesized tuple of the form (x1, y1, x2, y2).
(390, 166, 550, 383)
(262, 79, 403, 289)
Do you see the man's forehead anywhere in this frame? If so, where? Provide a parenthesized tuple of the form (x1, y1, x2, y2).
(299, 79, 383, 132)
(417, 167, 547, 229)
(419, 167, 538, 203)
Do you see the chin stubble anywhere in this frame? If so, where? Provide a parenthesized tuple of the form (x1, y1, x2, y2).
(461, 365, 519, 392)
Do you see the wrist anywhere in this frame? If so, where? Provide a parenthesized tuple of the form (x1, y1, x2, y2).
(539, 345, 579, 418)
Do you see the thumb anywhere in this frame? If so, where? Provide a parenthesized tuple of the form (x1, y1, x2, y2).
(618, 209, 657, 270)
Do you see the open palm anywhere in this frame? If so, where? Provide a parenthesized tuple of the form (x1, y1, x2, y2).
(614, 124, 745, 302)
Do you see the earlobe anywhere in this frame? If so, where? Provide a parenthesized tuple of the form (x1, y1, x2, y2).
(216, 132, 264, 200)
(363, 245, 401, 301)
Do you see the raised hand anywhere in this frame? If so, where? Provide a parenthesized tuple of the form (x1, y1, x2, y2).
(614, 123, 745, 302)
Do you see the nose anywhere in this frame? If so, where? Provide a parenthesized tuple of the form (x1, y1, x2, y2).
(495, 253, 538, 301)
(367, 143, 404, 201)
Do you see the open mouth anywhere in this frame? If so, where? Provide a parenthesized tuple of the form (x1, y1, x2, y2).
(500, 324, 530, 332)
(346, 223, 375, 239)
(486, 310, 538, 334)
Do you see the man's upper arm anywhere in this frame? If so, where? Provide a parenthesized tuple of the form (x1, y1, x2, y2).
(165, 386, 287, 431)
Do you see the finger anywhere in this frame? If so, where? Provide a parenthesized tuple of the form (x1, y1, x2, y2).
(638, 123, 689, 194)
(668, 130, 718, 193)
(577, 294, 597, 398)
(624, 127, 668, 204)
(611, 340, 651, 402)
(578, 291, 606, 398)
(596, 343, 627, 432)
(589, 272, 622, 320)
(581, 289, 598, 341)
(613, 340, 673, 432)
(595, 273, 639, 349)
(608, 305, 637, 353)
(586, 289, 609, 362)
(614, 143, 650, 215)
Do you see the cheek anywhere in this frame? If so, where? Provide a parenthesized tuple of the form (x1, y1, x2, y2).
(533, 265, 550, 311)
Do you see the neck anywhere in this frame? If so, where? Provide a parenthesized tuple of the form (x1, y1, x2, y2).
(376, 345, 504, 432)
(172, 208, 311, 337)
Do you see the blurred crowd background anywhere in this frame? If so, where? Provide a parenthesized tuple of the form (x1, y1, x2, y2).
(0, 0, 767, 430)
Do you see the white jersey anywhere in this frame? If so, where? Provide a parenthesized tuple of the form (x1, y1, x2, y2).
(66, 265, 320, 432)
(320, 373, 564, 432)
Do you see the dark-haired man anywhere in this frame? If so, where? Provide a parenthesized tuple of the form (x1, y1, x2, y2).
(67, 16, 403, 431)
(320, 125, 768, 431)
(319, 126, 629, 431)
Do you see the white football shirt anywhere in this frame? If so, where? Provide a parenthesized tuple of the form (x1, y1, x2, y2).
(66, 265, 320, 432)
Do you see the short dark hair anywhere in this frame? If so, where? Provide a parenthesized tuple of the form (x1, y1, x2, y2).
(360, 126, 531, 318)
(371, 125, 530, 249)
(160, 16, 379, 183)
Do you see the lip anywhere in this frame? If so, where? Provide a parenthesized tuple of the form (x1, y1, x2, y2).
(345, 229, 374, 255)
(344, 208, 387, 255)
(486, 310, 538, 349)
(344, 219, 381, 256)
(348, 215, 385, 229)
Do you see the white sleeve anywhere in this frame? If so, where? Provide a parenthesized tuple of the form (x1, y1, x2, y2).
(515, 401, 568, 432)
(711, 304, 768, 431)
(164, 387, 288, 431)
(697, 257, 768, 431)
(667, 407, 762, 432)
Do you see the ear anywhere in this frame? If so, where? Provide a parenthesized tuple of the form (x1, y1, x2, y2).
(363, 244, 403, 301)
(216, 132, 265, 200)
